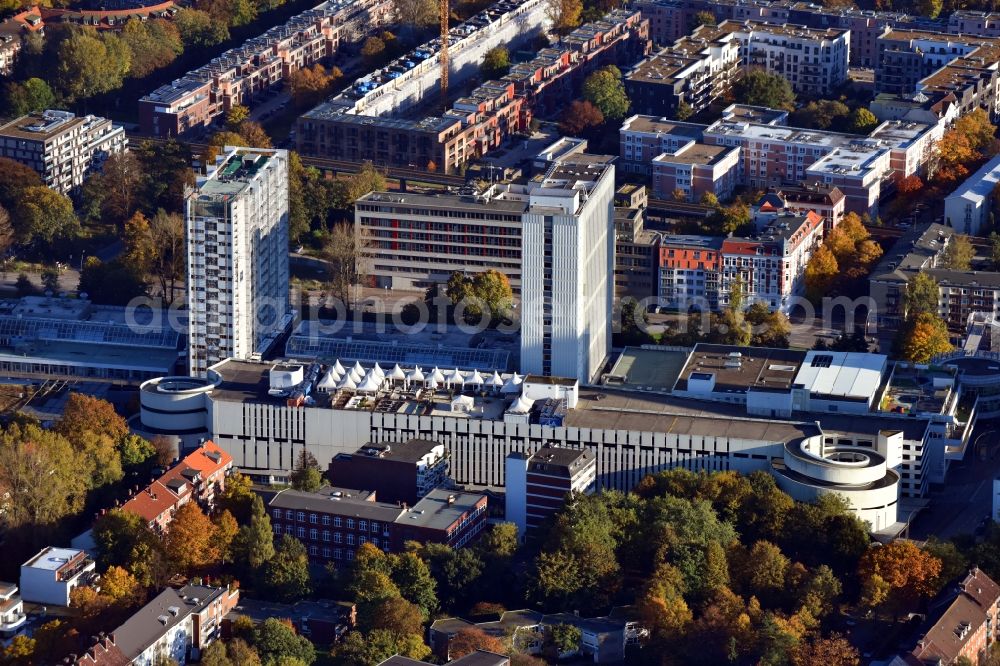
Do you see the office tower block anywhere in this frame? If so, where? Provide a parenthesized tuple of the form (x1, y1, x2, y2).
(186, 147, 290, 376)
(520, 154, 616, 383)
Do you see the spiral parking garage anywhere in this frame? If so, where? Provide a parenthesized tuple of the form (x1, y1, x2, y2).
(772, 433, 902, 532)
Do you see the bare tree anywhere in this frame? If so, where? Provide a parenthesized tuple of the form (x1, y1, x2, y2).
(324, 222, 369, 309)
(149, 210, 186, 304)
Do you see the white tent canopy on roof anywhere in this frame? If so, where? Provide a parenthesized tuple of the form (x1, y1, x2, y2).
(445, 368, 464, 386)
(501, 372, 523, 394)
(427, 367, 445, 385)
(426, 377, 440, 390)
(388, 364, 406, 380)
(337, 374, 358, 390)
(406, 366, 425, 383)
(333, 359, 346, 374)
(318, 369, 338, 391)
(357, 372, 382, 393)
(488, 371, 504, 388)
(507, 395, 534, 414)
(351, 361, 365, 376)
(348, 368, 364, 383)
(451, 394, 475, 412)
(467, 369, 484, 386)
(372, 363, 385, 378)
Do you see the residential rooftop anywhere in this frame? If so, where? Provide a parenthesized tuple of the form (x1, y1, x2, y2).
(653, 142, 734, 166)
(197, 148, 281, 197)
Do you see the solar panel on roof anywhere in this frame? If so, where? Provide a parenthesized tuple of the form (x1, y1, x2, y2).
(811, 354, 834, 368)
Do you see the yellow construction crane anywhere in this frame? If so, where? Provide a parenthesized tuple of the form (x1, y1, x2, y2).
(440, 0, 449, 108)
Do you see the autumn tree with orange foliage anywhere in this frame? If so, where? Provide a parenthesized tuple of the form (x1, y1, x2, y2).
(803, 212, 882, 302)
(897, 174, 924, 196)
(289, 63, 343, 109)
(56, 392, 128, 442)
(165, 502, 218, 572)
(448, 627, 507, 658)
(790, 632, 860, 666)
(897, 311, 953, 363)
(858, 540, 942, 619)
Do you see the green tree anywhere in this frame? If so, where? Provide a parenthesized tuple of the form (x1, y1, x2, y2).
(941, 234, 975, 270)
(93, 508, 158, 570)
(848, 108, 878, 134)
(0, 423, 88, 529)
(477, 522, 519, 559)
(545, 623, 582, 659)
(732, 70, 795, 110)
(264, 535, 312, 602)
(904, 272, 940, 318)
(790, 100, 850, 130)
(118, 434, 157, 471)
(174, 8, 229, 46)
(918, 0, 943, 18)
(409, 542, 484, 609)
(56, 30, 130, 101)
(990, 232, 1000, 270)
(233, 495, 276, 571)
(583, 66, 630, 121)
(289, 450, 323, 492)
(334, 629, 430, 665)
(3, 78, 55, 116)
(392, 551, 439, 618)
(329, 161, 387, 209)
(200, 641, 233, 666)
(13, 186, 78, 246)
(481, 46, 511, 80)
(218, 472, 257, 522)
(78, 257, 148, 306)
(675, 100, 694, 120)
(253, 618, 316, 666)
(747, 302, 791, 348)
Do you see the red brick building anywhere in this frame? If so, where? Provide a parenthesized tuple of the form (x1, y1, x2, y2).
(266, 486, 488, 567)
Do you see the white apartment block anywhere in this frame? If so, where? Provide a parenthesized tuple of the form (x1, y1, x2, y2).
(520, 154, 615, 383)
(0, 110, 126, 195)
(186, 147, 291, 377)
(944, 152, 1000, 235)
(19, 547, 96, 607)
(733, 22, 850, 96)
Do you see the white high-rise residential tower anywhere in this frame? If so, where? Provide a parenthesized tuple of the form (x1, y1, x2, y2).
(185, 147, 291, 376)
(520, 153, 616, 383)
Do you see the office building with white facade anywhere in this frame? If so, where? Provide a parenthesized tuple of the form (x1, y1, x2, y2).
(0, 109, 126, 195)
(520, 154, 616, 383)
(185, 147, 291, 376)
